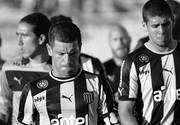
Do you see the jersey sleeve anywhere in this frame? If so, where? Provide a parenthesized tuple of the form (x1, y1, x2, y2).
(18, 84, 34, 125)
(0, 71, 12, 122)
(97, 75, 114, 124)
(118, 58, 139, 101)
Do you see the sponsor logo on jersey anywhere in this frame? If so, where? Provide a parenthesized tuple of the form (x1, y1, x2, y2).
(139, 70, 150, 75)
(51, 114, 89, 125)
(153, 86, 180, 102)
(34, 96, 45, 102)
(162, 67, 173, 75)
(62, 94, 73, 102)
(37, 80, 48, 89)
(108, 75, 115, 83)
(83, 91, 94, 104)
(138, 54, 149, 63)
(13, 76, 23, 85)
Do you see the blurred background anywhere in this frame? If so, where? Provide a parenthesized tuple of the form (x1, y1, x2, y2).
(0, 0, 179, 62)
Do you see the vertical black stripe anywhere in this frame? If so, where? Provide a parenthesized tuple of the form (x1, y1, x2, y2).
(17, 84, 31, 123)
(121, 58, 132, 99)
(46, 78, 61, 121)
(150, 57, 164, 125)
(173, 50, 180, 124)
(74, 71, 88, 124)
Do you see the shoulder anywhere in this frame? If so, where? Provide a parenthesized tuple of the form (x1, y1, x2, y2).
(104, 59, 113, 66)
(125, 45, 150, 63)
(26, 74, 50, 93)
(175, 42, 180, 51)
(2, 57, 22, 70)
(81, 53, 101, 64)
(122, 45, 151, 73)
(103, 59, 114, 69)
(83, 70, 98, 79)
(81, 53, 102, 63)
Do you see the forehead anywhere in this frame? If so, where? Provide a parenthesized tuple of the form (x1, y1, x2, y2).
(17, 22, 34, 32)
(146, 16, 172, 24)
(110, 28, 128, 37)
(53, 40, 79, 50)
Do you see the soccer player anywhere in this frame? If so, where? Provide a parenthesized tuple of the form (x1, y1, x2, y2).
(18, 22, 112, 125)
(104, 23, 131, 123)
(118, 0, 180, 125)
(134, 0, 180, 51)
(0, 12, 51, 125)
(49, 14, 106, 76)
(49, 14, 117, 125)
(104, 23, 131, 100)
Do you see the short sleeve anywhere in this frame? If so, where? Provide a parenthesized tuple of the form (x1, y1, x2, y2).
(0, 71, 12, 122)
(118, 59, 139, 101)
(18, 84, 34, 125)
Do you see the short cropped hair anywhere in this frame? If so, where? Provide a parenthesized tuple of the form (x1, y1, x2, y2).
(142, 0, 173, 23)
(48, 22, 81, 48)
(20, 12, 50, 44)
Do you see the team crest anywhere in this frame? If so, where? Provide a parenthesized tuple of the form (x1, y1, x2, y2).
(37, 80, 48, 89)
(138, 54, 149, 63)
(83, 91, 94, 104)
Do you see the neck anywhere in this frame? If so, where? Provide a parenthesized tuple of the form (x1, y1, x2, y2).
(113, 56, 123, 66)
(30, 45, 49, 63)
(147, 39, 177, 53)
(52, 68, 81, 79)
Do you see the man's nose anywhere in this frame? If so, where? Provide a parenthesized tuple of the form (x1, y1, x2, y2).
(158, 25, 165, 34)
(63, 54, 70, 64)
(18, 35, 24, 46)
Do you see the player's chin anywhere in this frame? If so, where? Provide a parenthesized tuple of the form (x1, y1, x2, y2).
(61, 67, 76, 75)
(22, 53, 31, 58)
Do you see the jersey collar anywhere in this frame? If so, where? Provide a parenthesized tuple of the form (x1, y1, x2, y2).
(49, 68, 82, 82)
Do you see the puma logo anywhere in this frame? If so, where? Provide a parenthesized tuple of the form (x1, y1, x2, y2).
(14, 77, 23, 85)
(62, 94, 73, 102)
(163, 67, 173, 75)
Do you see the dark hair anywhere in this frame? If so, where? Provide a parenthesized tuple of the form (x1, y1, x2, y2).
(48, 22, 81, 47)
(20, 12, 50, 44)
(50, 14, 73, 25)
(142, 0, 173, 23)
(167, 0, 180, 40)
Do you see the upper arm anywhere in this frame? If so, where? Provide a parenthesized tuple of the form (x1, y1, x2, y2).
(118, 59, 138, 100)
(118, 100, 135, 115)
(0, 71, 12, 122)
(118, 100, 138, 125)
(18, 84, 34, 125)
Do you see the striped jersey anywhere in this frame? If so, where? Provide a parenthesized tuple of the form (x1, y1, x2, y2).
(18, 69, 111, 125)
(0, 57, 51, 125)
(118, 43, 180, 125)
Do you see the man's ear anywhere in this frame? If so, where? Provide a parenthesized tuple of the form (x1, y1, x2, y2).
(46, 43, 53, 56)
(142, 21, 148, 33)
(38, 34, 46, 45)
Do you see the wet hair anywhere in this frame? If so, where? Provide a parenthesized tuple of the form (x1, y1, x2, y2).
(48, 22, 81, 48)
(142, 0, 173, 23)
(20, 12, 50, 44)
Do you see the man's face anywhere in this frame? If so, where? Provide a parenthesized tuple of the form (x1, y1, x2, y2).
(145, 16, 173, 47)
(16, 22, 39, 58)
(109, 29, 130, 59)
(49, 40, 81, 78)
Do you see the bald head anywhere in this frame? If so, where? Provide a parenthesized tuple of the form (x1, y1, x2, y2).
(108, 23, 131, 60)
